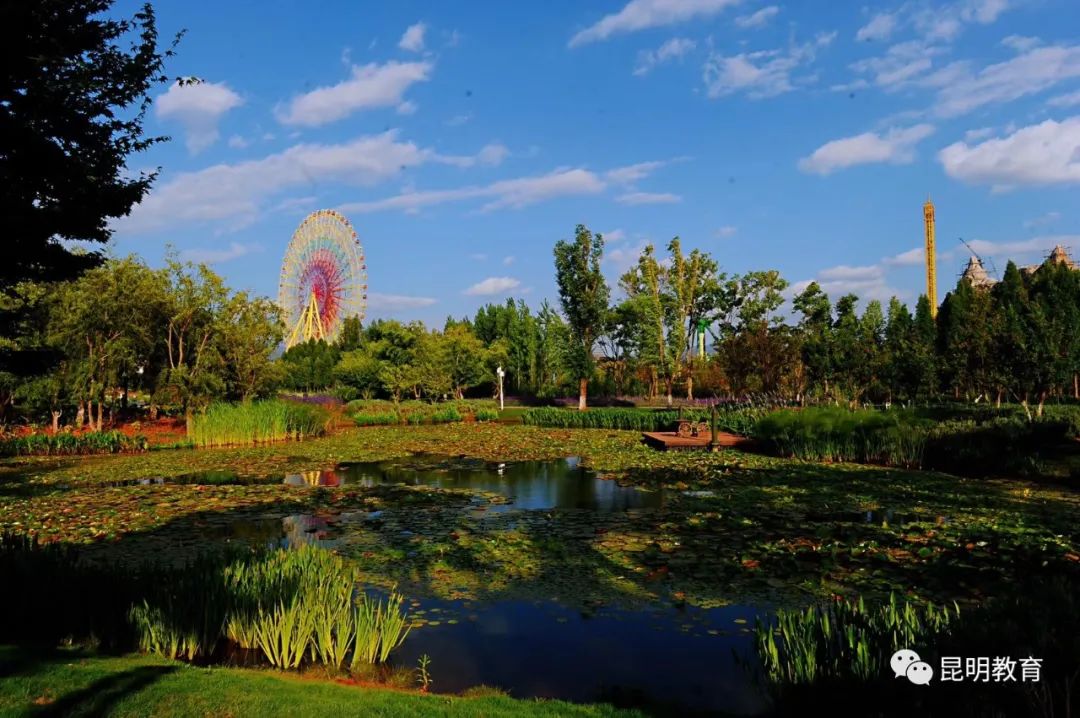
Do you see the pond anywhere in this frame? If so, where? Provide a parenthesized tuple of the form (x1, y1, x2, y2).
(138, 456, 765, 715)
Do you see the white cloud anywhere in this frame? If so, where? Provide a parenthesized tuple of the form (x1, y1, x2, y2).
(368, 292, 437, 310)
(277, 61, 432, 126)
(570, 0, 741, 47)
(1048, 89, 1080, 108)
(156, 80, 243, 154)
(715, 225, 738, 238)
(396, 100, 418, 115)
(605, 241, 650, 274)
(856, 12, 897, 42)
(966, 235, 1080, 258)
(703, 32, 836, 99)
(634, 37, 696, 76)
(799, 124, 935, 175)
(399, 22, 427, 52)
(1024, 211, 1061, 229)
(883, 247, 925, 266)
(464, 277, 521, 296)
(934, 45, 1080, 117)
(227, 134, 250, 149)
(476, 143, 511, 166)
(502, 255, 515, 266)
(606, 160, 670, 184)
(340, 167, 607, 214)
(938, 118, 1080, 189)
(1002, 35, 1040, 52)
(470, 253, 488, 261)
(913, 0, 1011, 42)
(118, 131, 499, 233)
(818, 264, 884, 281)
(964, 126, 994, 142)
(735, 6, 779, 29)
(604, 229, 627, 242)
(446, 113, 472, 126)
(179, 242, 261, 265)
(616, 191, 681, 205)
(850, 41, 943, 90)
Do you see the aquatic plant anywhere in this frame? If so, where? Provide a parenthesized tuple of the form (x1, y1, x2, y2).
(352, 411, 401, 426)
(430, 406, 463, 424)
(521, 406, 765, 434)
(754, 408, 929, 468)
(0, 431, 148, 457)
(188, 400, 331, 447)
(416, 654, 433, 692)
(754, 593, 958, 686)
(474, 408, 499, 422)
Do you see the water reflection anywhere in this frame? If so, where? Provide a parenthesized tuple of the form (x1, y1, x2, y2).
(393, 596, 768, 716)
(285, 458, 663, 512)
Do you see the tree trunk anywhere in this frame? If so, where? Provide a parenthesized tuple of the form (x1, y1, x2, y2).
(686, 374, 694, 401)
(1036, 391, 1047, 418)
(51, 411, 61, 433)
(149, 403, 159, 421)
(578, 378, 587, 411)
(76, 403, 85, 428)
(95, 400, 103, 432)
(1074, 372, 1079, 400)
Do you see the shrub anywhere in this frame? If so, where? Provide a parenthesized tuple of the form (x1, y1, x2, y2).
(430, 405, 462, 424)
(475, 408, 499, 422)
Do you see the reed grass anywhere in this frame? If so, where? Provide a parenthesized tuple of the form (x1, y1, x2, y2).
(188, 400, 331, 447)
(0, 431, 148, 457)
(755, 593, 959, 687)
(754, 407, 929, 468)
(522, 406, 765, 434)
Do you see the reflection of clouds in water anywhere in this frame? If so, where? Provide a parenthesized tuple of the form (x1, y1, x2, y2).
(282, 513, 341, 548)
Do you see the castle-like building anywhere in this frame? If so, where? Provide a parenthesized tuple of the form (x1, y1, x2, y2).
(960, 245, 1078, 288)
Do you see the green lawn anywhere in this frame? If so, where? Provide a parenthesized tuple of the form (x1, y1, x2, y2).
(0, 646, 639, 718)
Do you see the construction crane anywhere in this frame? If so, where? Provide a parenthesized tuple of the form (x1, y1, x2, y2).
(958, 237, 998, 279)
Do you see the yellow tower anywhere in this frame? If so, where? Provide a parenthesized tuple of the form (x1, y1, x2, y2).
(285, 290, 327, 348)
(923, 196, 937, 319)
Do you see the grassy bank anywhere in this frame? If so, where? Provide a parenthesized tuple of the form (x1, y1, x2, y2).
(347, 399, 499, 427)
(0, 646, 638, 717)
(0, 431, 148, 458)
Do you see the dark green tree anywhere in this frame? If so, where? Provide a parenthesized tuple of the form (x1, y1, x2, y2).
(553, 225, 609, 410)
(1, 1, 180, 381)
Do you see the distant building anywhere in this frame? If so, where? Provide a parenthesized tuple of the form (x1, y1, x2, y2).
(964, 245, 1077, 288)
(960, 256, 995, 288)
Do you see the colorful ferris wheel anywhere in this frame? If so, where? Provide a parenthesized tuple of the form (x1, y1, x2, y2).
(278, 209, 367, 349)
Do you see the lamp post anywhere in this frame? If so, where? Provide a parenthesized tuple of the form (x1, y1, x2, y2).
(496, 365, 505, 412)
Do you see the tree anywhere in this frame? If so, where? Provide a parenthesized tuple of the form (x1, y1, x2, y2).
(281, 340, 338, 394)
(219, 293, 284, 400)
(554, 225, 610, 410)
(793, 282, 834, 399)
(535, 300, 568, 398)
(1, 1, 180, 382)
(50, 256, 166, 429)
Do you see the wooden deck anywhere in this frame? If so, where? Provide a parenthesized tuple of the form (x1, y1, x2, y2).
(641, 431, 749, 452)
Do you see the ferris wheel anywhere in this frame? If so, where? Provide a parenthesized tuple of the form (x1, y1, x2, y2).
(278, 209, 367, 349)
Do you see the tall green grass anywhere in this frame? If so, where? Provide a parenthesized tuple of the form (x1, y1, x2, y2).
(188, 400, 331, 447)
(754, 408, 929, 467)
(521, 406, 765, 434)
(0, 431, 148, 457)
(755, 593, 959, 686)
(347, 399, 496, 426)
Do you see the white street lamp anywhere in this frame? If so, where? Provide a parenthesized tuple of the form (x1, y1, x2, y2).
(496, 365, 505, 412)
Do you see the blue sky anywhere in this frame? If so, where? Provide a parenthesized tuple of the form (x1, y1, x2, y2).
(110, 0, 1080, 324)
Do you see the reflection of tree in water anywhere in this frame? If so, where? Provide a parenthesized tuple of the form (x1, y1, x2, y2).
(282, 470, 342, 487)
